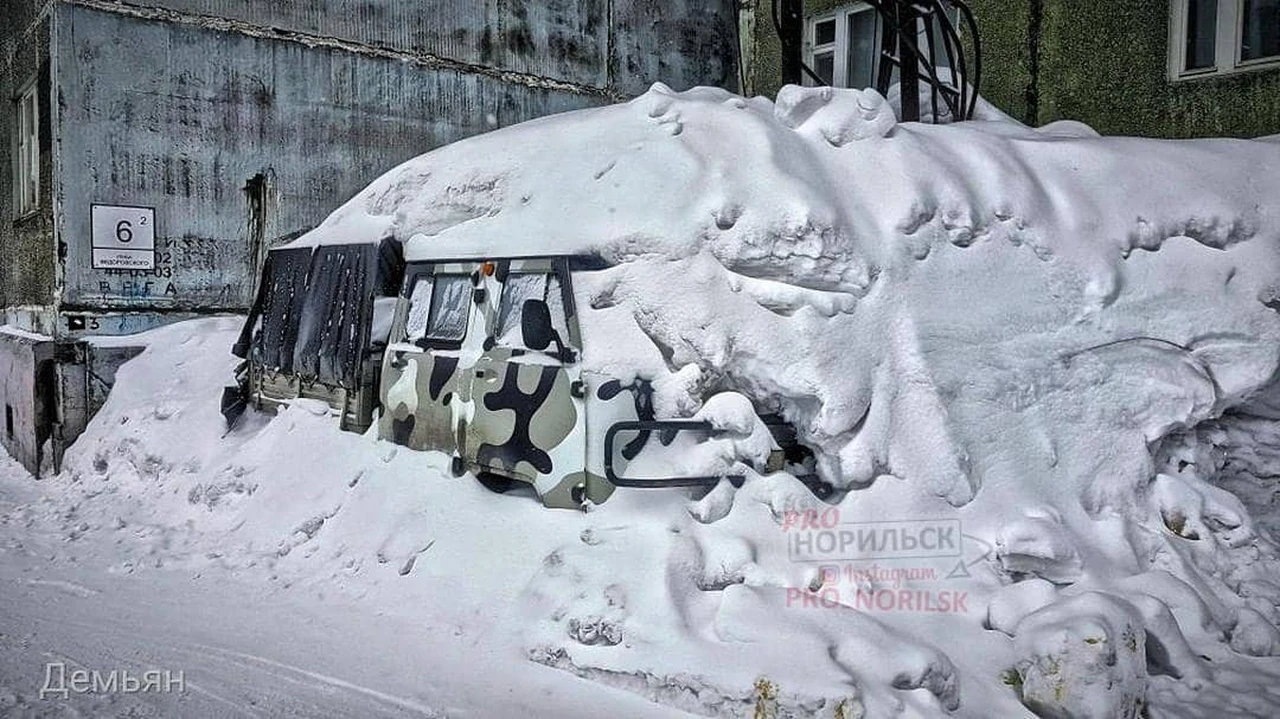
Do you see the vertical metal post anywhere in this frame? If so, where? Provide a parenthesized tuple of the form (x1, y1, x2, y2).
(875, 0, 898, 97)
(897, 0, 921, 121)
(780, 0, 804, 86)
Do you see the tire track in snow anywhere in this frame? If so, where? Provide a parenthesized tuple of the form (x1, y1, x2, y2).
(1, 577, 444, 718)
(180, 643, 444, 717)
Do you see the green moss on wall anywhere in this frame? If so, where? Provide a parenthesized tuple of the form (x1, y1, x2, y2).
(1039, 0, 1280, 138)
(749, 0, 785, 98)
(964, 0, 1034, 123)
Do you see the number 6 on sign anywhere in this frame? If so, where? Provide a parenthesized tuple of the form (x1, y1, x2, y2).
(91, 204, 155, 270)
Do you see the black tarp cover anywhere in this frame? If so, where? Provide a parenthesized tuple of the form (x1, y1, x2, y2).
(253, 247, 311, 374)
(251, 243, 376, 389)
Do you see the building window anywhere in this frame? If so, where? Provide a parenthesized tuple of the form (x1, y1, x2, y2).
(1185, 0, 1219, 70)
(1172, 0, 1280, 78)
(4, 404, 13, 440)
(805, 5, 883, 89)
(804, 4, 956, 90)
(14, 82, 39, 215)
(1241, 0, 1280, 62)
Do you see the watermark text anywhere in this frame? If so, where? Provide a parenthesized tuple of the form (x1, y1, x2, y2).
(40, 662, 185, 700)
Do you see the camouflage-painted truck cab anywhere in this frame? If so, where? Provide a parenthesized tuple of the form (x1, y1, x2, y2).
(379, 256, 633, 509)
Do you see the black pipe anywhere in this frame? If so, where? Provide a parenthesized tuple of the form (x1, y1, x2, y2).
(922, 11, 941, 120)
(778, 0, 804, 86)
(933, 0, 969, 119)
(952, 0, 983, 119)
(897, 1, 920, 121)
(869, 0, 897, 100)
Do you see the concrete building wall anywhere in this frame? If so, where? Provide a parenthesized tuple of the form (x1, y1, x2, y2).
(0, 0, 740, 474)
(962, 0, 1035, 125)
(54, 3, 613, 314)
(609, 0, 738, 96)
(746, 0, 784, 98)
(79, 0, 739, 96)
(966, 0, 1280, 137)
(51, 1, 738, 317)
(1, 2, 58, 315)
(124, 0, 615, 88)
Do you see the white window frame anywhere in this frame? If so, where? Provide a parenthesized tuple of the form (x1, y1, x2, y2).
(1170, 0, 1280, 80)
(804, 4, 882, 89)
(803, 4, 960, 90)
(14, 80, 39, 216)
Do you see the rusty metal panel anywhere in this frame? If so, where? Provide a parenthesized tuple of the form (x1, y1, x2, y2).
(55, 3, 606, 312)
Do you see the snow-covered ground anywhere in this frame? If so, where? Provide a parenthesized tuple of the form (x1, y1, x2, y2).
(0, 325, 688, 718)
(4, 83, 1280, 717)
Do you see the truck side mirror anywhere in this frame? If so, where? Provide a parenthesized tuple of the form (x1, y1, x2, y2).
(521, 299, 555, 351)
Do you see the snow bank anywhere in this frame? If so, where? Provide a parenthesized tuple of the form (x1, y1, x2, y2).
(30, 83, 1280, 716)
(295, 81, 1280, 500)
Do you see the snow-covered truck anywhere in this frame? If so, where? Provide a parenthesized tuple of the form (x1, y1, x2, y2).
(222, 80, 1280, 521)
(224, 241, 816, 509)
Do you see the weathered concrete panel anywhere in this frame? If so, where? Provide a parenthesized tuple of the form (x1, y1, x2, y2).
(0, 0, 53, 60)
(0, 329, 55, 476)
(85, 0, 612, 88)
(609, 0, 738, 96)
(56, 3, 609, 311)
(76, 0, 739, 94)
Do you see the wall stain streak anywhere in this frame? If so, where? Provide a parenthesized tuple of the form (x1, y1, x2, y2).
(66, 0, 629, 101)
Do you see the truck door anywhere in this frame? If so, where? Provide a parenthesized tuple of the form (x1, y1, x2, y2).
(466, 259, 587, 505)
(379, 264, 479, 455)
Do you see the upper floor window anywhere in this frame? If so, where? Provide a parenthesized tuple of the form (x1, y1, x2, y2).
(1173, 0, 1280, 79)
(804, 4, 958, 90)
(14, 83, 39, 216)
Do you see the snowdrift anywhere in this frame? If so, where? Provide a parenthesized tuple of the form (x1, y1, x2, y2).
(42, 84, 1280, 716)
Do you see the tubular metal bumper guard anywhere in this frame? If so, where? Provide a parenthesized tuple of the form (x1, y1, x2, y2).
(603, 420, 746, 488)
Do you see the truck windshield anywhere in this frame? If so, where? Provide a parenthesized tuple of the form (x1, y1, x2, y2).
(495, 272, 569, 349)
(404, 273, 470, 344)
